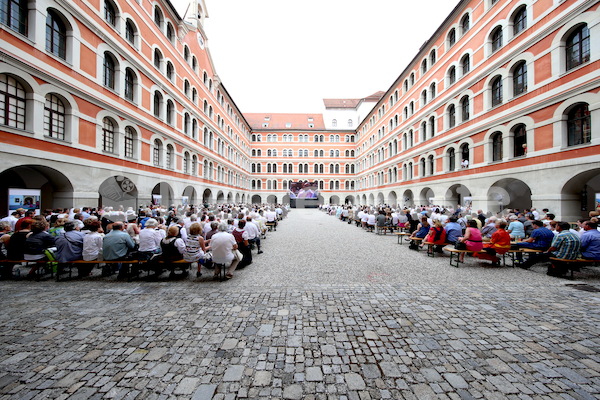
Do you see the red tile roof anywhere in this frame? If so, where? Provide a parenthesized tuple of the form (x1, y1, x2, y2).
(244, 113, 325, 130)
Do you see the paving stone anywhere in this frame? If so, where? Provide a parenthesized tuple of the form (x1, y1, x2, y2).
(223, 365, 245, 382)
(282, 384, 303, 399)
(253, 371, 272, 386)
(192, 384, 217, 400)
(345, 373, 366, 390)
(306, 367, 324, 382)
(174, 377, 199, 395)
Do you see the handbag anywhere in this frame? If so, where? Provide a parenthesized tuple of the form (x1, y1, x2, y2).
(233, 249, 243, 262)
(455, 242, 467, 250)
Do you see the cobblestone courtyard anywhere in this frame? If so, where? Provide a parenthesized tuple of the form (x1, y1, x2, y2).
(1, 210, 599, 399)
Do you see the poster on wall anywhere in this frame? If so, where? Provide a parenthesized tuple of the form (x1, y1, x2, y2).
(8, 189, 41, 215)
(182, 196, 189, 206)
(596, 193, 600, 211)
(152, 195, 162, 205)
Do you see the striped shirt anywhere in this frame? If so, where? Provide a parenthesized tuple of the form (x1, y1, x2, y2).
(551, 231, 581, 260)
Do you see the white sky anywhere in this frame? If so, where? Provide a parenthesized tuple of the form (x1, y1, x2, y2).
(171, 0, 461, 113)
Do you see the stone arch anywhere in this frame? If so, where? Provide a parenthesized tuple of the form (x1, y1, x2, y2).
(402, 189, 414, 207)
(182, 186, 197, 205)
(344, 195, 355, 205)
(267, 195, 277, 204)
(376, 192, 385, 205)
(151, 182, 173, 206)
(251, 194, 262, 204)
(329, 195, 340, 205)
(0, 165, 74, 213)
(445, 184, 472, 208)
(561, 168, 600, 221)
(235, 193, 240, 203)
(487, 178, 532, 214)
(368, 193, 375, 205)
(216, 191, 225, 203)
(99, 175, 138, 210)
(419, 187, 435, 206)
(388, 191, 397, 206)
(227, 192, 233, 203)
(202, 188, 212, 204)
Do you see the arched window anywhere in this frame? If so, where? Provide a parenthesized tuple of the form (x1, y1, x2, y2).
(191, 119, 197, 139)
(448, 28, 456, 47)
(102, 117, 115, 153)
(1, 0, 27, 34)
(192, 155, 197, 175)
(153, 91, 162, 117)
(448, 148, 456, 171)
(123, 126, 135, 158)
(491, 76, 503, 106)
(421, 90, 427, 105)
(491, 27, 503, 52)
(192, 56, 197, 72)
(348, 119, 352, 127)
(460, 96, 470, 121)
(166, 144, 174, 169)
(491, 132, 503, 161)
(192, 87, 197, 103)
(166, 61, 174, 80)
(430, 49, 436, 65)
(332, 119, 337, 127)
(421, 59, 427, 74)
(153, 48, 162, 69)
(513, 6, 527, 35)
(44, 93, 65, 140)
(410, 73, 415, 86)
(429, 116, 435, 138)
(567, 103, 591, 146)
(428, 155, 434, 175)
(166, 100, 174, 125)
(124, 68, 136, 101)
(430, 82, 436, 99)
(104, 0, 117, 27)
(460, 143, 470, 165)
(153, 139, 162, 166)
(184, 80, 190, 97)
(447, 105, 456, 128)
(183, 152, 190, 174)
(448, 67, 456, 87)
(183, 113, 190, 135)
(420, 158, 426, 177)
(154, 6, 163, 28)
(566, 25, 590, 71)
(461, 14, 470, 35)
(46, 9, 67, 59)
(512, 61, 527, 96)
(166, 22, 174, 42)
(461, 54, 470, 76)
(125, 19, 136, 45)
(103, 52, 116, 89)
(421, 121, 427, 142)
(513, 124, 527, 157)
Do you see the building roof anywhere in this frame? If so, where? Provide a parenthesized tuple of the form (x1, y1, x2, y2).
(323, 91, 385, 109)
(244, 113, 325, 130)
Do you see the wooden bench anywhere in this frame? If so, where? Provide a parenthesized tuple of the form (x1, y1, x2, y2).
(376, 225, 395, 235)
(422, 241, 438, 257)
(504, 248, 544, 268)
(443, 247, 481, 268)
(549, 257, 600, 279)
(395, 232, 411, 245)
(0, 260, 54, 280)
(266, 221, 277, 231)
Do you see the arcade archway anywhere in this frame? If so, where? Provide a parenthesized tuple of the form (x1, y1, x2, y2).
(151, 182, 173, 206)
(99, 175, 138, 210)
(561, 168, 600, 220)
(487, 178, 532, 214)
(0, 165, 74, 213)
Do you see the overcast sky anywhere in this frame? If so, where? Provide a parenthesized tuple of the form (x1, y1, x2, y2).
(171, 0, 461, 113)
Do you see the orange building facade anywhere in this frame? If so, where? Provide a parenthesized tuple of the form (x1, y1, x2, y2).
(0, 0, 599, 220)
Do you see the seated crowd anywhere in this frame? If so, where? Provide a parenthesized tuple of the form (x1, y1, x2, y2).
(323, 204, 600, 277)
(0, 203, 288, 280)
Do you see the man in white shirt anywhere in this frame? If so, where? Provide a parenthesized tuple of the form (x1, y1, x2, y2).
(210, 223, 239, 279)
(244, 216, 263, 254)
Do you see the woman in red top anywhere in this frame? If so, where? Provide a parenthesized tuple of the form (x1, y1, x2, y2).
(475, 220, 511, 266)
(423, 220, 447, 253)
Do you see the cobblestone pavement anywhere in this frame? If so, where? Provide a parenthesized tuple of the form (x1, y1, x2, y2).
(1, 209, 599, 399)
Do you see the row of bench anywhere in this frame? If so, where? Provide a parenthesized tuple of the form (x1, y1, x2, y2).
(392, 231, 599, 278)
